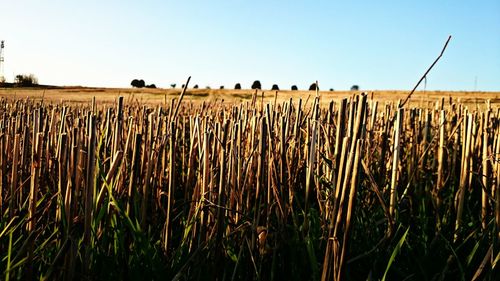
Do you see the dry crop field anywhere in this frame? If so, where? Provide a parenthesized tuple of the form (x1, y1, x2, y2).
(1, 87, 500, 107)
(0, 87, 499, 280)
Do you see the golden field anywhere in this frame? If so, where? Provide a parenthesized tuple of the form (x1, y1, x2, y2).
(1, 86, 499, 107)
(1, 85, 499, 280)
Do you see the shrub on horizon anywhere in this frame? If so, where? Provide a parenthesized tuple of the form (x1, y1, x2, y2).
(15, 74, 38, 87)
(251, 80, 262, 90)
(309, 83, 318, 91)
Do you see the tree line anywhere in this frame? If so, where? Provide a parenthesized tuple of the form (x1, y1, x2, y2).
(131, 78, 360, 91)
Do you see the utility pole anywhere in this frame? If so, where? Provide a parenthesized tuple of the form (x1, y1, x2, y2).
(0, 40, 5, 81)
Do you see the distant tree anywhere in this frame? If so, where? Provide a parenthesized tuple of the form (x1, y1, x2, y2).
(131, 79, 139, 87)
(234, 83, 241, 90)
(271, 84, 280, 90)
(350, 85, 359, 91)
(329, 88, 334, 91)
(181, 84, 185, 89)
(15, 74, 38, 87)
(251, 80, 262, 90)
(309, 83, 318, 91)
(291, 85, 298, 91)
(131, 79, 145, 88)
(220, 85, 225, 89)
(193, 84, 199, 89)
(205, 86, 211, 89)
(146, 84, 156, 88)
(170, 84, 176, 89)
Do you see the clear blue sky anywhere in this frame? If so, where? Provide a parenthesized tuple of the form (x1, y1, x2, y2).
(1, 1, 499, 91)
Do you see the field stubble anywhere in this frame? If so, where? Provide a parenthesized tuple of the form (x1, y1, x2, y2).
(0, 88, 499, 280)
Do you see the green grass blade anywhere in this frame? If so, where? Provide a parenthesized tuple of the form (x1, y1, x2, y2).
(5, 231, 13, 281)
(382, 226, 410, 281)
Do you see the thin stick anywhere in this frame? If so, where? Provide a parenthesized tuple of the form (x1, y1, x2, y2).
(400, 35, 452, 108)
(171, 76, 191, 123)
